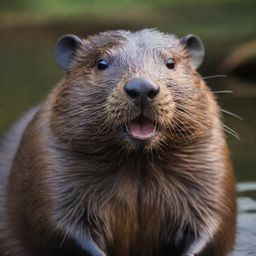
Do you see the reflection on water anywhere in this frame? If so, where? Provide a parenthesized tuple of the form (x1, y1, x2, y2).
(232, 182, 256, 255)
(238, 183, 256, 193)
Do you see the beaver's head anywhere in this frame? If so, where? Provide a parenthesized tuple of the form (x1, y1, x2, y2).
(51, 29, 213, 154)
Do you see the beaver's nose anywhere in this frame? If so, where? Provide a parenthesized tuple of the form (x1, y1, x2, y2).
(125, 78, 159, 107)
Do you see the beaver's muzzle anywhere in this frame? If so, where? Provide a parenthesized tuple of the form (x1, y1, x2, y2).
(125, 78, 159, 110)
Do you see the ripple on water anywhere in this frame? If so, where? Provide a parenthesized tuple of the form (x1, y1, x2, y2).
(231, 182, 256, 255)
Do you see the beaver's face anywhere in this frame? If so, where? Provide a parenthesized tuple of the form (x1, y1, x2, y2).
(53, 30, 212, 153)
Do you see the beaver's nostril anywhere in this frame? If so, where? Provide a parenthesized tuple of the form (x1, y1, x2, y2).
(126, 89, 140, 99)
(147, 87, 159, 99)
(125, 78, 159, 106)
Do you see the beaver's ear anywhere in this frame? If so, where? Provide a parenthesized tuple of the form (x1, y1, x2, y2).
(180, 34, 205, 69)
(55, 34, 82, 70)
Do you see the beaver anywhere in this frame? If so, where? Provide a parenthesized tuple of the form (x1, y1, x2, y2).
(0, 29, 236, 256)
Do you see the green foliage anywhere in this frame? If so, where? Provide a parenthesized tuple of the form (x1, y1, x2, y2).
(0, 0, 31, 10)
(1, 0, 256, 13)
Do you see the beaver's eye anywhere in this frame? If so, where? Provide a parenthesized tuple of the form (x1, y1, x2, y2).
(166, 58, 175, 69)
(97, 59, 108, 70)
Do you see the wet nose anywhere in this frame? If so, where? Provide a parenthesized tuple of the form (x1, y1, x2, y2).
(125, 78, 159, 106)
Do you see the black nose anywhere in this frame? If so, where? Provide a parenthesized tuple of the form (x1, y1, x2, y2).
(125, 78, 159, 107)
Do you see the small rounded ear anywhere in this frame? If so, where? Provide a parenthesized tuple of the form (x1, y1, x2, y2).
(55, 34, 82, 70)
(180, 34, 205, 69)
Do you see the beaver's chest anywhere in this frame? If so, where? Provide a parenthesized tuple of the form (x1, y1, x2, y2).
(86, 168, 197, 256)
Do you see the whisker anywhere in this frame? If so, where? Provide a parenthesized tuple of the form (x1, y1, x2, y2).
(66, 125, 86, 145)
(220, 109, 243, 120)
(223, 128, 241, 141)
(170, 119, 189, 143)
(212, 90, 233, 94)
(171, 87, 207, 94)
(222, 124, 240, 141)
(59, 230, 70, 249)
(174, 88, 233, 95)
(166, 81, 234, 99)
(175, 104, 210, 120)
(203, 74, 226, 80)
(171, 115, 193, 144)
(175, 111, 209, 133)
(173, 85, 233, 96)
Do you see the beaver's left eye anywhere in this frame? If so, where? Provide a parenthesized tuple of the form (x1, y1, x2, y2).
(97, 59, 108, 70)
(166, 58, 175, 69)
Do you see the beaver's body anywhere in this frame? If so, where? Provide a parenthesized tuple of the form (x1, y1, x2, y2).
(0, 29, 236, 256)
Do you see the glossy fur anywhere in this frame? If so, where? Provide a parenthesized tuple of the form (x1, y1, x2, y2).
(0, 29, 236, 256)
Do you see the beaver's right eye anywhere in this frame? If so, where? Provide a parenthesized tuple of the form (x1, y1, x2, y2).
(97, 59, 108, 70)
(166, 58, 175, 69)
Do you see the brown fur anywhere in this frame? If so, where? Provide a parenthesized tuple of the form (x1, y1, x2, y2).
(0, 29, 236, 256)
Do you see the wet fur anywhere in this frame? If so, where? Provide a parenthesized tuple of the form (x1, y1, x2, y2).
(0, 29, 236, 256)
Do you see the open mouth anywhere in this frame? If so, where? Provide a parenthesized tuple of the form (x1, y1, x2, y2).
(125, 115, 156, 140)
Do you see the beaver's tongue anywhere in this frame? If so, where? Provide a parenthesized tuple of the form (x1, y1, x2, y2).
(127, 116, 155, 140)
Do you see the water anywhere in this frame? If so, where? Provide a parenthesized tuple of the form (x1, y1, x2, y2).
(233, 182, 256, 255)
(0, 26, 255, 255)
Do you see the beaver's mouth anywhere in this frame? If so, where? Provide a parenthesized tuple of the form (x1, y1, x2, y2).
(125, 115, 156, 140)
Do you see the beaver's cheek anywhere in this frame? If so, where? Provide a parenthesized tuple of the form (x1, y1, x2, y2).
(105, 87, 136, 125)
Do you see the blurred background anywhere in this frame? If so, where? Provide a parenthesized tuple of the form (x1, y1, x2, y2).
(0, 0, 255, 254)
